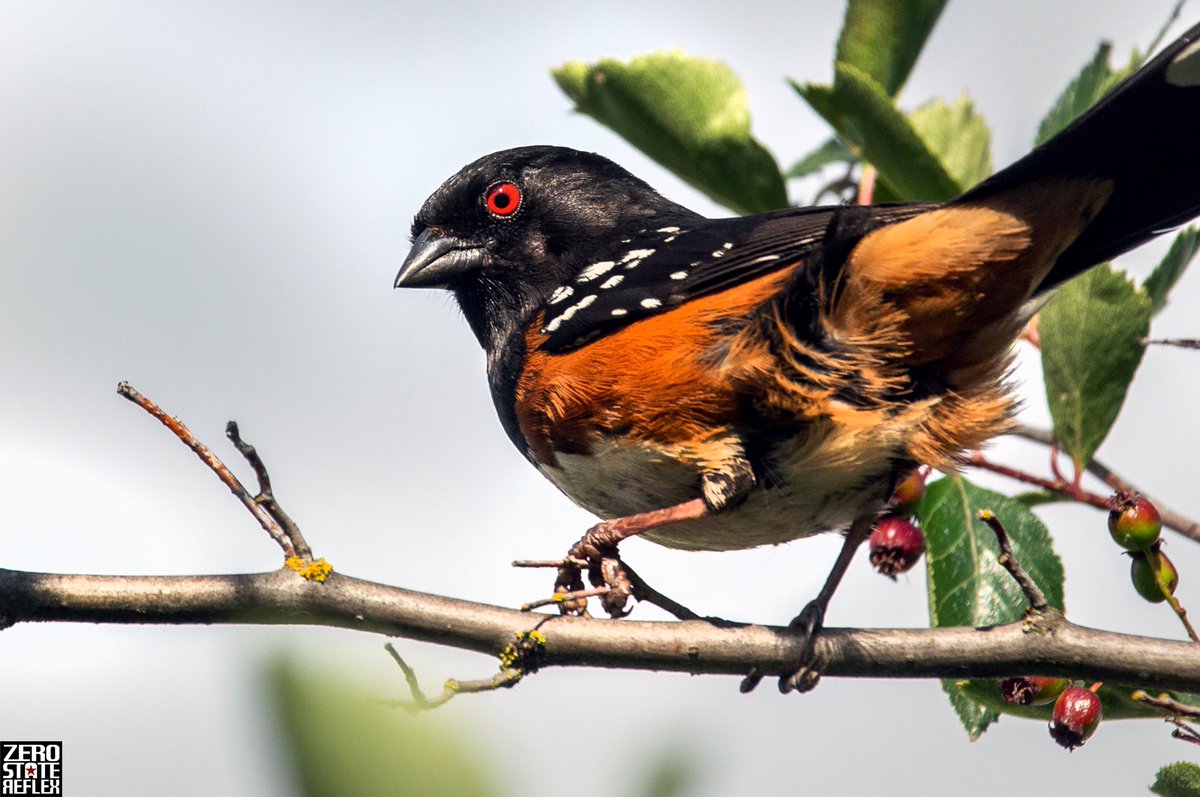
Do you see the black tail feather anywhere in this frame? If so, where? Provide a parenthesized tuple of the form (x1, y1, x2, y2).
(957, 21, 1200, 290)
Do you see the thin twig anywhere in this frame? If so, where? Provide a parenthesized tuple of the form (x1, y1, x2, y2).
(622, 561, 703, 621)
(1132, 690, 1200, 721)
(225, 421, 311, 558)
(1144, 338, 1200, 349)
(521, 586, 609, 612)
(1145, 546, 1200, 643)
(1011, 424, 1200, 544)
(977, 510, 1049, 612)
(1131, 690, 1200, 745)
(964, 451, 1110, 511)
(382, 642, 523, 711)
(856, 164, 876, 206)
(117, 382, 299, 558)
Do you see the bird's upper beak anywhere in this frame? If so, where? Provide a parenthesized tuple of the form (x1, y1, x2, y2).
(394, 228, 486, 289)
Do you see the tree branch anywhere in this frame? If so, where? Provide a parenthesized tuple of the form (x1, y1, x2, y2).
(2, 566, 1199, 692)
(996, 424, 1200, 544)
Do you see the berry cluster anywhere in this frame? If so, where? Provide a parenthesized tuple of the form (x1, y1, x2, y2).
(1108, 493, 1177, 603)
(1000, 677, 1103, 751)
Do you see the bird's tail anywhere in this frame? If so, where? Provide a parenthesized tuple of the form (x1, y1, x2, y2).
(955, 20, 1200, 291)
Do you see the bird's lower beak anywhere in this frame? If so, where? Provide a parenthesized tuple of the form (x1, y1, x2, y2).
(394, 229, 485, 289)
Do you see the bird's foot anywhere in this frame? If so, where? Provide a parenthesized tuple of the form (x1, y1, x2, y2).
(779, 598, 826, 694)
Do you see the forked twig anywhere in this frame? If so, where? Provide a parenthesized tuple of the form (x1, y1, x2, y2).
(117, 382, 314, 563)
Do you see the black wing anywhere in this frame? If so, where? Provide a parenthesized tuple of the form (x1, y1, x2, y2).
(539, 202, 934, 352)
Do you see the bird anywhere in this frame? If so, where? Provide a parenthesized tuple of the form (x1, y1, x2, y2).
(395, 22, 1200, 690)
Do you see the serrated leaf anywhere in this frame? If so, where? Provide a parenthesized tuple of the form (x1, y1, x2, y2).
(267, 658, 495, 797)
(1153, 762, 1200, 797)
(553, 52, 787, 215)
(919, 476, 1064, 740)
(1144, 226, 1200, 315)
(1040, 265, 1151, 468)
(908, 95, 993, 190)
(836, 0, 948, 97)
(791, 63, 961, 201)
(941, 679, 999, 740)
(785, 137, 856, 179)
(1035, 41, 1136, 145)
(919, 476, 1065, 629)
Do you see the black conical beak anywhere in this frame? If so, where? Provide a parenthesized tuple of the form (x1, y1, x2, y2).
(394, 229, 486, 289)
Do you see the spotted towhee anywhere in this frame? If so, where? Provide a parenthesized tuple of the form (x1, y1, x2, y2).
(396, 24, 1200, 688)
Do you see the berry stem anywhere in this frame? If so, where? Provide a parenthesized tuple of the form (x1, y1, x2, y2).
(1146, 547, 1200, 643)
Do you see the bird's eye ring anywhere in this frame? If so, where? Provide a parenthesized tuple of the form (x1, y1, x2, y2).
(485, 182, 522, 218)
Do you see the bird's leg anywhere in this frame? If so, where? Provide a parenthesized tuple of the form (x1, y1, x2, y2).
(554, 498, 709, 617)
(779, 513, 876, 694)
(555, 462, 756, 618)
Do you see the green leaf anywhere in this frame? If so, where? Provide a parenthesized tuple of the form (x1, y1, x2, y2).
(791, 63, 961, 201)
(918, 476, 1065, 740)
(1153, 762, 1200, 797)
(907, 95, 993, 191)
(919, 476, 1065, 628)
(1040, 265, 1151, 468)
(941, 679, 999, 741)
(267, 657, 495, 797)
(835, 0, 948, 97)
(957, 680, 1170, 722)
(1144, 226, 1200, 315)
(785, 137, 856, 179)
(553, 52, 787, 214)
(1035, 41, 1136, 146)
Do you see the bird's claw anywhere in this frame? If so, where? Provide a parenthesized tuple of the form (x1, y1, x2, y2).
(779, 599, 826, 693)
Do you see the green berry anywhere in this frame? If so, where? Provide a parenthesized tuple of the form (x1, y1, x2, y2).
(1130, 549, 1179, 603)
(1049, 686, 1102, 750)
(1107, 494, 1162, 551)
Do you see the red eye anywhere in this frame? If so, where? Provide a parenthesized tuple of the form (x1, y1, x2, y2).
(485, 182, 522, 217)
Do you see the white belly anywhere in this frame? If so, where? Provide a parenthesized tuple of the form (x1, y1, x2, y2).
(537, 431, 897, 552)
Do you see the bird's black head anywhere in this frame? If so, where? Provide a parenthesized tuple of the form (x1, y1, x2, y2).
(395, 145, 699, 356)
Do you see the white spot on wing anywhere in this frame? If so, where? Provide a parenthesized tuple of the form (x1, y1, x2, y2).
(1168, 39, 1200, 86)
(670, 271, 688, 280)
(640, 298, 663, 309)
(656, 226, 681, 234)
(577, 261, 615, 282)
(611, 308, 628, 316)
(549, 285, 573, 304)
(544, 294, 598, 332)
(599, 274, 624, 289)
(747, 254, 781, 265)
(621, 248, 655, 262)
(723, 242, 733, 250)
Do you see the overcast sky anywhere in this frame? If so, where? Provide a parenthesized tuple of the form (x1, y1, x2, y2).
(2, 2, 1199, 795)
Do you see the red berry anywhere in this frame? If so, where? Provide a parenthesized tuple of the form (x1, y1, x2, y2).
(891, 469, 926, 515)
(1130, 549, 1179, 603)
(1049, 686, 1102, 750)
(1000, 676, 1070, 706)
(869, 517, 925, 577)
(1107, 494, 1162, 551)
